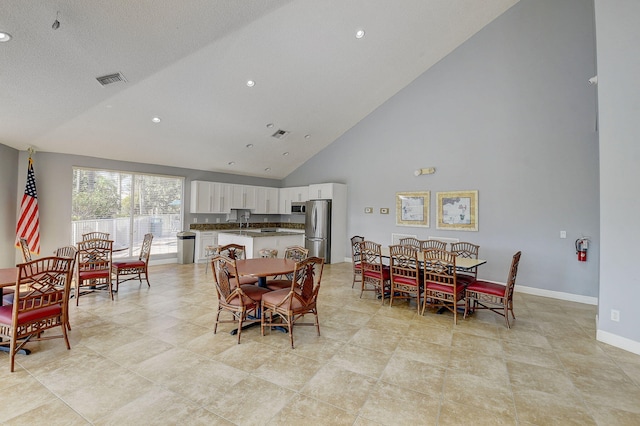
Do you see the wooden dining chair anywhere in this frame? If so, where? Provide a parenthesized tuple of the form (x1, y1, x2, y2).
(398, 237, 420, 250)
(215, 244, 258, 285)
(18, 237, 32, 262)
(111, 233, 153, 292)
(422, 248, 465, 324)
(0, 256, 74, 372)
(465, 251, 522, 328)
(211, 254, 270, 344)
(261, 256, 324, 348)
(265, 245, 309, 291)
(55, 245, 78, 259)
(75, 238, 113, 305)
(419, 239, 447, 251)
(389, 244, 421, 312)
(82, 232, 110, 241)
(360, 241, 390, 304)
(450, 242, 480, 286)
(350, 235, 365, 288)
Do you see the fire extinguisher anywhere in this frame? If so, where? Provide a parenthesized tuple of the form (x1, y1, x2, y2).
(575, 238, 589, 262)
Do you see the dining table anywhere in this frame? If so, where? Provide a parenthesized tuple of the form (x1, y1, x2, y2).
(380, 246, 487, 271)
(227, 257, 297, 335)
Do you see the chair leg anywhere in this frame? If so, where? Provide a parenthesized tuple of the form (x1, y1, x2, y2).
(288, 315, 294, 349)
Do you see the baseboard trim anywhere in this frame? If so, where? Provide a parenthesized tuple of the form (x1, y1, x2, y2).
(515, 284, 598, 305)
(596, 329, 640, 356)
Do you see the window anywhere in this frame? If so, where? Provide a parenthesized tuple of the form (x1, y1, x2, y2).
(72, 168, 184, 259)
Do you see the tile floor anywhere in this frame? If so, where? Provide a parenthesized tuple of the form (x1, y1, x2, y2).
(1, 262, 640, 425)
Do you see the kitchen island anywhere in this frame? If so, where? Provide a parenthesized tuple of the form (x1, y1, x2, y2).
(217, 229, 304, 259)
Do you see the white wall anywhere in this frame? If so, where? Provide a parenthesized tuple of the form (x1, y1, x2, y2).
(595, 0, 640, 351)
(0, 144, 19, 266)
(286, 0, 600, 299)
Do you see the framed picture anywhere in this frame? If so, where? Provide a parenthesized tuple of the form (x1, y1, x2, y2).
(436, 190, 478, 231)
(396, 191, 430, 227)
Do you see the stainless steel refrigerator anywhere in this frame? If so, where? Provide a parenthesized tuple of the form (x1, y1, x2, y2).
(305, 199, 331, 263)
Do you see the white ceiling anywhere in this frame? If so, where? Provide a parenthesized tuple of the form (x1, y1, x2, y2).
(1, 0, 518, 179)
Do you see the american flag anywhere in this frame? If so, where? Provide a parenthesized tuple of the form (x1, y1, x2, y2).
(16, 157, 40, 255)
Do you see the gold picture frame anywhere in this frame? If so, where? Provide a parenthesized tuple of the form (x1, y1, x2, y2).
(396, 191, 430, 227)
(436, 190, 478, 231)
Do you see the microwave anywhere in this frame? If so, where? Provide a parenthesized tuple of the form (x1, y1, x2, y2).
(291, 202, 306, 214)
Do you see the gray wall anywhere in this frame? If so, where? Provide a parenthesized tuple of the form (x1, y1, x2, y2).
(286, 0, 600, 297)
(0, 144, 18, 266)
(6, 151, 281, 267)
(595, 0, 640, 345)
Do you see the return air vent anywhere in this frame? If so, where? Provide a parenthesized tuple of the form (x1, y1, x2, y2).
(96, 72, 127, 87)
(271, 129, 290, 139)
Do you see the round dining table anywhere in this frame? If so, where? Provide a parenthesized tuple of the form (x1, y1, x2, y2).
(234, 257, 296, 287)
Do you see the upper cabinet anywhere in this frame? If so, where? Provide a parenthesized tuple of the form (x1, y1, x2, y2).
(190, 181, 231, 213)
(308, 183, 336, 199)
(255, 187, 279, 214)
(278, 186, 309, 214)
(230, 184, 257, 210)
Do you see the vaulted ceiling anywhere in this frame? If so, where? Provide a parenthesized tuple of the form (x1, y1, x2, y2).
(1, 0, 518, 179)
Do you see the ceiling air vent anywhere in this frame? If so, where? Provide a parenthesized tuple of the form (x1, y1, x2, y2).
(271, 129, 290, 139)
(96, 72, 127, 87)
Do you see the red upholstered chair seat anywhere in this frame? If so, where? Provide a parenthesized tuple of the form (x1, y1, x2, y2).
(466, 280, 506, 297)
(363, 266, 390, 280)
(112, 260, 145, 269)
(425, 281, 465, 296)
(79, 270, 110, 280)
(0, 304, 61, 324)
(392, 275, 419, 286)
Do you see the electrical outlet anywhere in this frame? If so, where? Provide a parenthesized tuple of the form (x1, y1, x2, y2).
(264, 218, 268, 222)
(216, 218, 220, 223)
(611, 309, 620, 322)
(193, 217, 197, 223)
(560, 230, 566, 239)
(205, 218, 209, 223)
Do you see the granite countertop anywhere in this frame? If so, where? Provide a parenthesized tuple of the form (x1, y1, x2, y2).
(190, 222, 304, 232)
(217, 229, 304, 238)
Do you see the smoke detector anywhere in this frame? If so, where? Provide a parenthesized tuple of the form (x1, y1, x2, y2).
(96, 72, 127, 87)
(271, 129, 290, 139)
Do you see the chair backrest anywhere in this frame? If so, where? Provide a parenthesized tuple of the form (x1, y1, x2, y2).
(399, 237, 420, 250)
(284, 245, 309, 262)
(450, 242, 479, 259)
(82, 232, 110, 241)
(505, 251, 522, 299)
(215, 244, 246, 260)
(211, 254, 239, 300)
(55, 245, 78, 259)
(77, 239, 113, 272)
(292, 256, 324, 304)
(139, 233, 154, 262)
(389, 244, 419, 282)
(420, 239, 447, 251)
(360, 241, 384, 276)
(351, 235, 365, 261)
(19, 237, 32, 262)
(14, 256, 74, 318)
(422, 248, 457, 289)
(258, 248, 278, 258)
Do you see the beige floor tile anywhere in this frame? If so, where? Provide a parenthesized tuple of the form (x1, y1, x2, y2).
(380, 353, 445, 395)
(328, 343, 392, 378)
(300, 363, 377, 413)
(348, 326, 403, 354)
(513, 388, 596, 425)
(252, 349, 323, 391)
(0, 376, 60, 422)
(2, 397, 89, 425)
(266, 393, 357, 425)
(358, 381, 439, 425)
(507, 361, 579, 395)
(443, 370, 515, 417)
(438, 399, 517, 426)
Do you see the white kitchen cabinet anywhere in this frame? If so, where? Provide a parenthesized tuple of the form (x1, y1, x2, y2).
(255, 186, 279, 214)
(191, 181, 232, 213)
(194, 230, 218, 263)
(308, 183, 334, 199)
(230, 184, 257, 210)
(278, 186, 309, 214)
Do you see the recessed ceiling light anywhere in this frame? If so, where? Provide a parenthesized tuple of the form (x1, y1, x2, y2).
(0, 32, 12, 42)
(264, 167, 271, 172)
(355, 29, 365, 39)
(246, 80, 255, 87)
(228, 161, 235, 165)
(266, 123, 274, 128)
(282, 152, 289, 156)
(151, 117, 161, 123)
(246, 144, 254, 148)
